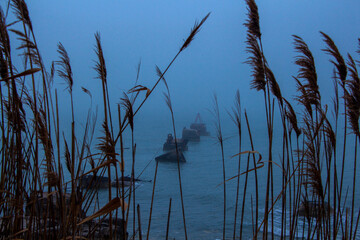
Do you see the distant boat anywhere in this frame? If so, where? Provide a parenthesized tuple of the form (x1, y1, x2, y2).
(182, 127, 200, 142)
(190, 113, 210, 136)
(155, 150, 186, 163)
(163, 133, 188, 151)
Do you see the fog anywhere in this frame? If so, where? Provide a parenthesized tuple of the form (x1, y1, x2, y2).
(5, 1, 360, 125)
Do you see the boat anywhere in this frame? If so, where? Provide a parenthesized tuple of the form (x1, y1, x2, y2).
(155, 150, 186, 163)
(190, 113, 210, 136)
(182, 127, 200, 142)
(163, 133, 188, 151)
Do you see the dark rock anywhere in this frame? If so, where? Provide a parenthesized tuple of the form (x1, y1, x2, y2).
(155, 150, 186, 163)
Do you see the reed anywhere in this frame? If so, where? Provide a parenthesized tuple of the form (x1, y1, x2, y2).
(0, 1, 209, 239)
(1, 0, 360, 239)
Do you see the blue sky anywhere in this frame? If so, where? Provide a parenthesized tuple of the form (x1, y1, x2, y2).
(3, 0, 360, 125)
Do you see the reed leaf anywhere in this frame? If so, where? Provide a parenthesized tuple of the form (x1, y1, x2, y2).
(155, 65, 169, 92)
(77, 197, 127, 226)
(0, 67, 40, 82)
(128, 85, 151, 98)
(81, 87, 92, 99)
(63, 137, 71, 174)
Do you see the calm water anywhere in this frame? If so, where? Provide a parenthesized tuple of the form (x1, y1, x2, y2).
(91, 113, 360, 240)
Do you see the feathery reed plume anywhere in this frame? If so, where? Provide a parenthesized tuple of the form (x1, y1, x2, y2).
(320, 32, 347, 84)
(345, 54, 360, 136)
(0, 8, 10, 59)
(302, 142, 324, 201)
(94, 32, 107, 84)
(11, 0, 32, 30)
(121, 94, 134, 132)
(180, 12, 210, 52)
(301, 112, 324, 201)
(97, 121, 116, 158)
(9, 29, 40, 67)
(320, 32, 349, 237)
(56, 42, 73, 93)
(293, 35, 320, 107)
(345, 53, 360, 239)
(283, 98, 301, 138)
(246, 33, 265, 91)
(265, 65, 282, 105)
(244, 0, 261, 39)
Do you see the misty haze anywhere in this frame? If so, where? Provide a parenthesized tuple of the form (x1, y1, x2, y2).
(1, 0, 360, 239)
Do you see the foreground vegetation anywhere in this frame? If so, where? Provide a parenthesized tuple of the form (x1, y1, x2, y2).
(0, 0, 360, 239)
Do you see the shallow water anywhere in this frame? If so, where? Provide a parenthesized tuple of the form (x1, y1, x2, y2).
(90, 114, 360, 240)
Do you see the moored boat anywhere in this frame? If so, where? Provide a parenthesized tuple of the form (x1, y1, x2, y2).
(182, 127, 200, 142)
(163, 133, 188, 151)
(190, 113, 210, 136)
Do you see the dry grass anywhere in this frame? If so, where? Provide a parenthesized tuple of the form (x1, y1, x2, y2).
(1, 0, 360, 239)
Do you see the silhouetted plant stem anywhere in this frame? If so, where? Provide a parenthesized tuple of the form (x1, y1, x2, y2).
(230, 90, 242, 239)
(118, 105, 127, 240)
(115, 13, 210, 143)
(169, 107, 188, 240)
(241, 153, 251, 239)
(213, 94, 226, 240)
(349, 135, 358, 239)
(161, 67, 187, 239)
(166, 198, 172, 240)
(245, 110, 258, 238)
(137, 204, 142, 240)
(146, 161, 158, 240)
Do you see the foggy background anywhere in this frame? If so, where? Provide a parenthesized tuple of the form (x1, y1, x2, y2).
(4, 0, 360, 128)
